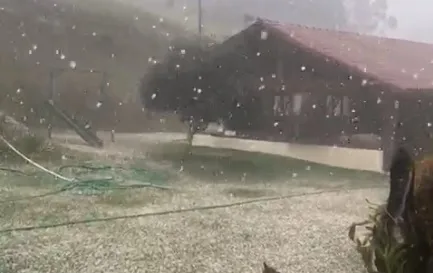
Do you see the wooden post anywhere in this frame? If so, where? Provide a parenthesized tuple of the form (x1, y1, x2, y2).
(47, 70, 56, 139)
(110, 129, 115, 143)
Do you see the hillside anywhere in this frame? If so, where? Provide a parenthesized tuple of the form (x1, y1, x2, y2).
(0, 0, 195, 132)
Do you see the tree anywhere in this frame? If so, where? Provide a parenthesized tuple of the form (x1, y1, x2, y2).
(345, 0, 398, 33)
(140, 38, 268, 152)
(140, 39, 232, 150)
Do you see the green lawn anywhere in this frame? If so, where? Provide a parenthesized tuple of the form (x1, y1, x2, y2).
(0, 142, 387, 233)
(146, 143, 387, 189)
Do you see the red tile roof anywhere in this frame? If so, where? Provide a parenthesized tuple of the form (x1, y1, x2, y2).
(259, 20, 433, 90)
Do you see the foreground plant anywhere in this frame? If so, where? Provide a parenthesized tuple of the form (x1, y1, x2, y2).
(350, 147, 433, 273)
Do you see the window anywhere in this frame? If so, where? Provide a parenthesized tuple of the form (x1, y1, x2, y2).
(293, 93, 303, 115)
(273, 95, 291, 116)
(342, 96, 351, 116)
(273, 95, 282, 116)
(283, 96, 291, 116)
(326, 95, 341, 116)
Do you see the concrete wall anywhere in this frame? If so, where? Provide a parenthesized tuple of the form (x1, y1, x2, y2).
(193, 134, 384, 173)
(53, 131, 384, 173)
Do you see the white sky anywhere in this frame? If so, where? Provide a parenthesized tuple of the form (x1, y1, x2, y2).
(387, 0, 432, 42)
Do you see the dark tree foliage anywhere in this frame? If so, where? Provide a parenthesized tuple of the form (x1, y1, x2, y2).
(140, 39, 268, 136)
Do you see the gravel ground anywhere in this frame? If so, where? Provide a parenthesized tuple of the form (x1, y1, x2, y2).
(1, 179, 386, 273)
(0, 132, 386, 272)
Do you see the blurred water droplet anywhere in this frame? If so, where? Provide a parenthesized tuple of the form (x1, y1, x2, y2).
(260, 30, 268, 40)
(301, 66, 306, 71)
(96, 102, 102, 108)
(377, 97, 382, 104)
(361, 79, 368, 86)
(312, 104, 316, 109)
(92, 32, 97, 36)
(428, 122, 432, 127)
(72, 25, 76, 30)
(16, 88, 21, 93)
(60, 54, 66, 60)
(151, 93, 157, 100)
(159, 18, 164, 22)
(273, 122, 279, 127)
(32, 44, 38, 50)
(256, 52, 261, 56)
(292, 173, 298, 178)
(306, 165, 311, 171)
(197, 88, 202, 94)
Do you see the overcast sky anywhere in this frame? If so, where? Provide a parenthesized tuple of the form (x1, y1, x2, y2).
(387, 0, 432, 41)
(117, 0, 433, 43)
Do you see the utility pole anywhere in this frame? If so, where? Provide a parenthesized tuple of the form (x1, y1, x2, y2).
(198, 0, 202, 40)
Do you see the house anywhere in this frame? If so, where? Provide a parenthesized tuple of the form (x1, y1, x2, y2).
(146, 18, 433, 171)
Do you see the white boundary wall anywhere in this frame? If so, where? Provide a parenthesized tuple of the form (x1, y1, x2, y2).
(193, 134, 384, 173)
